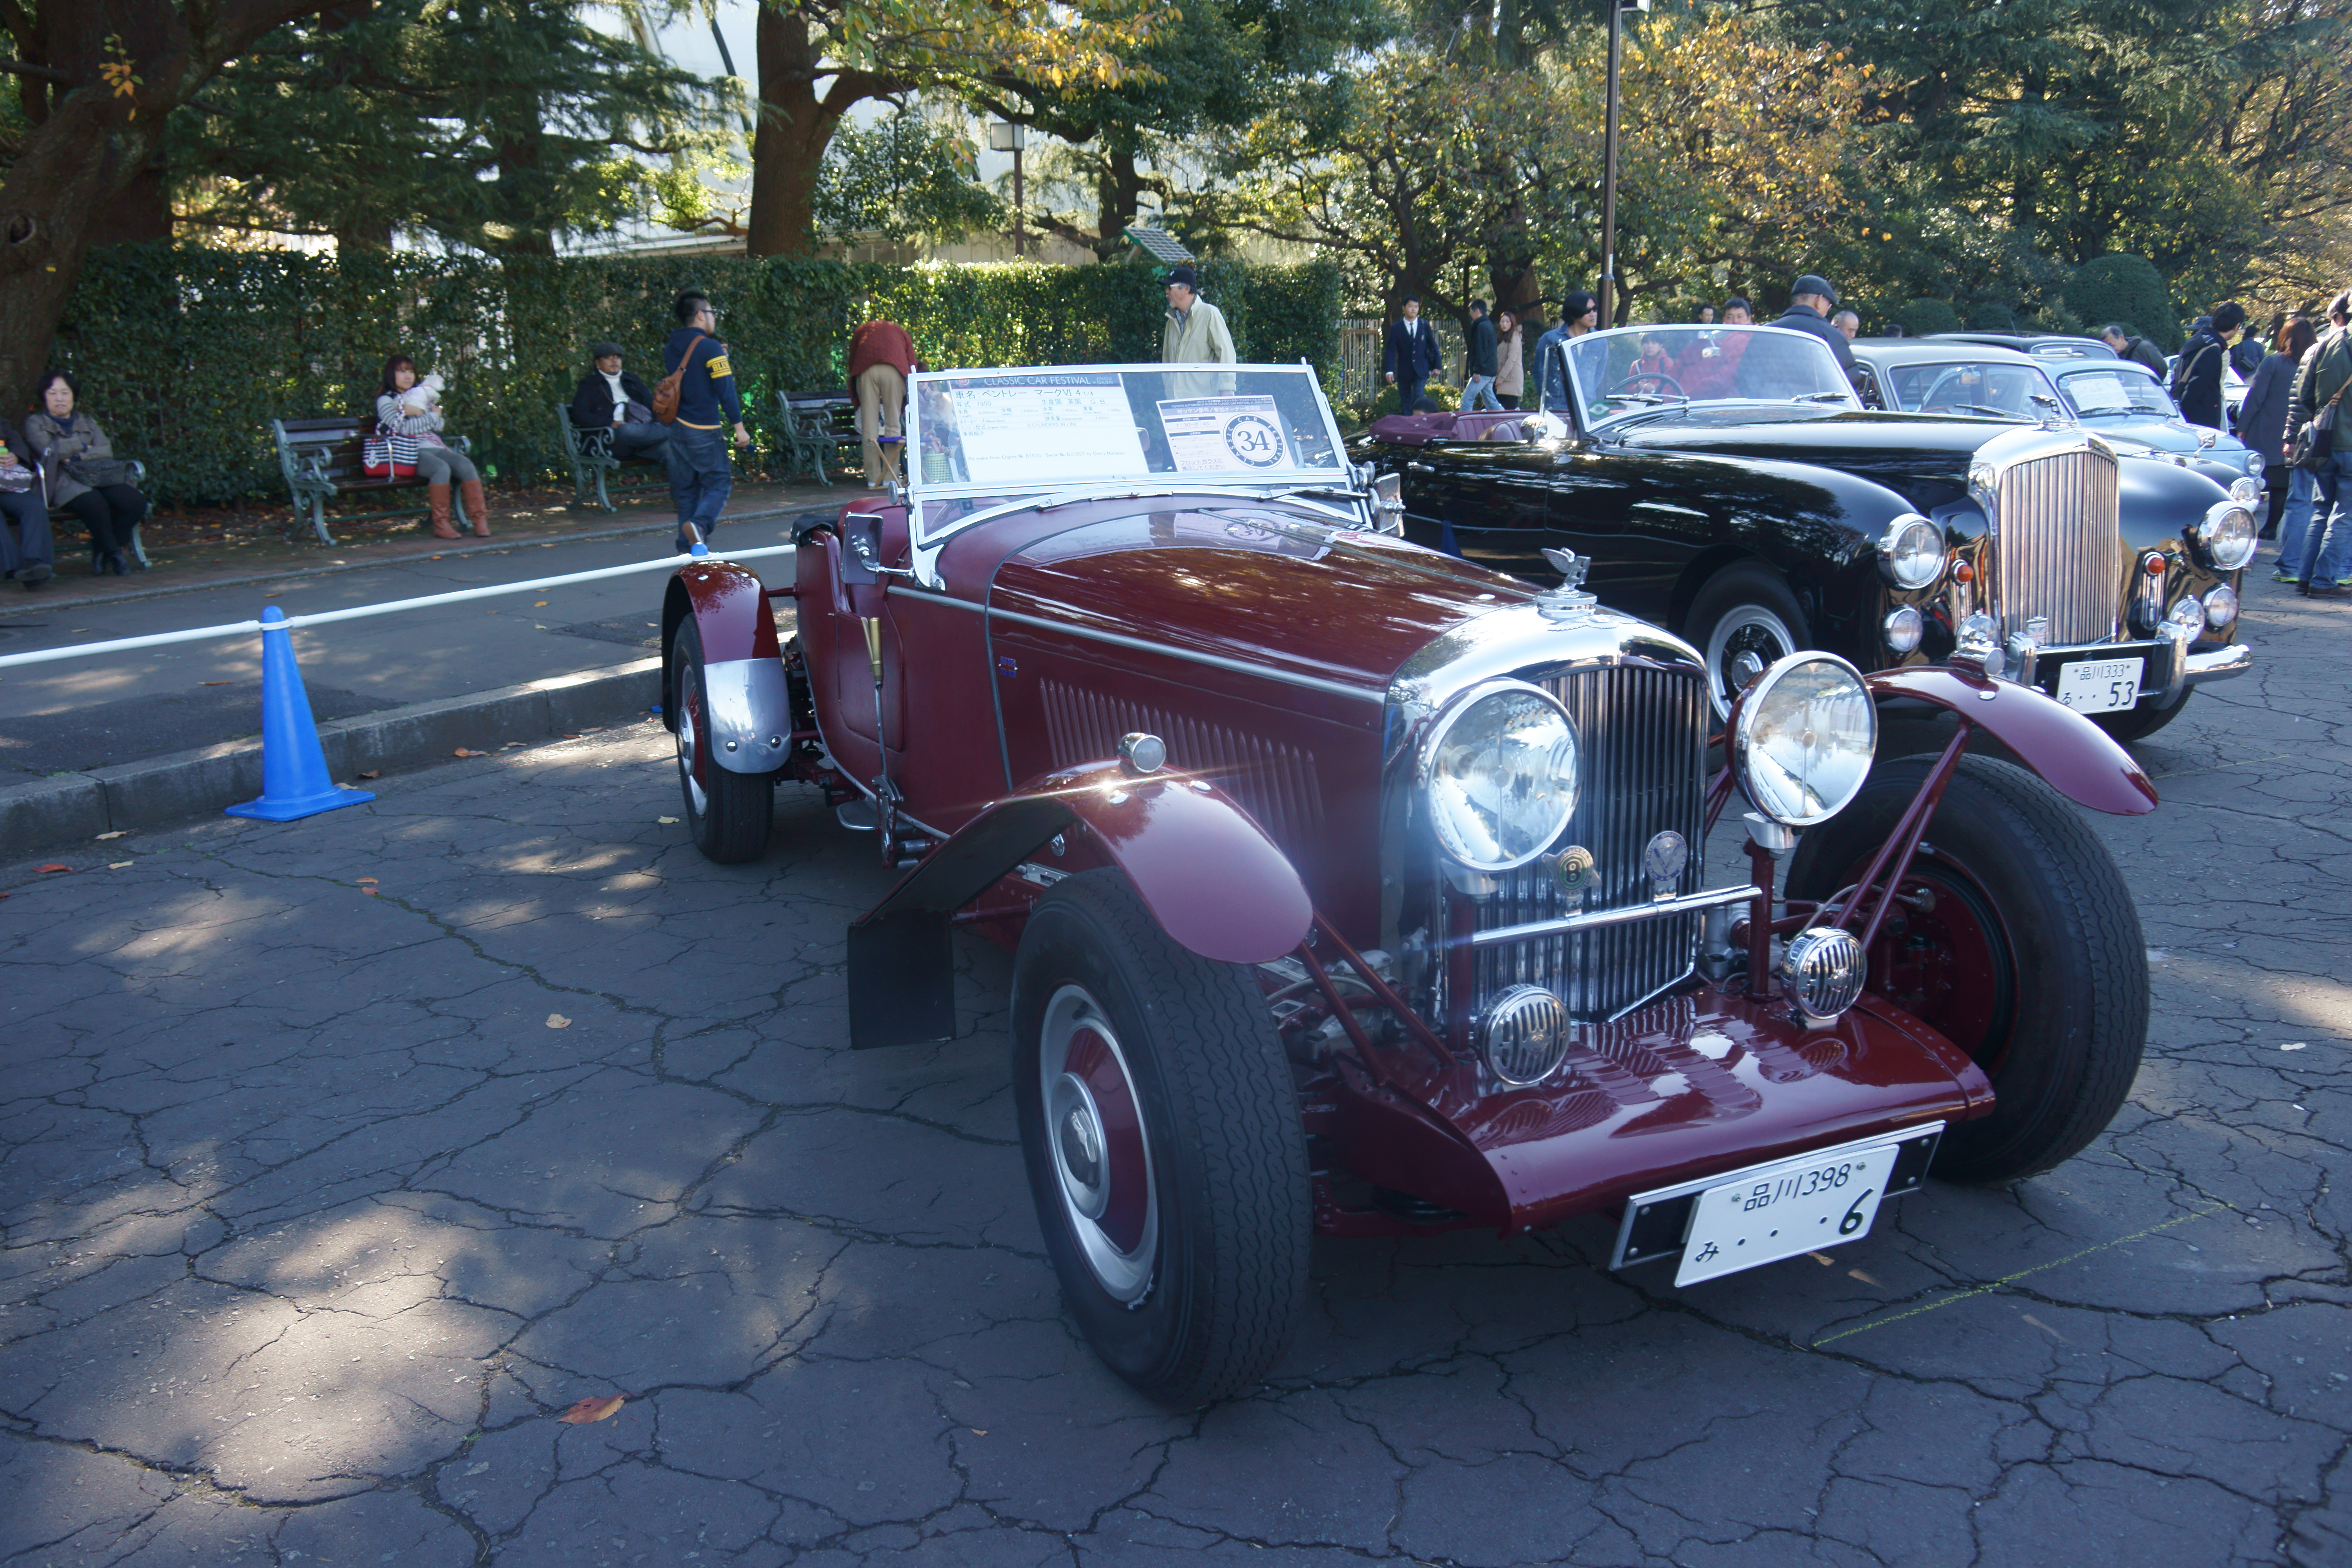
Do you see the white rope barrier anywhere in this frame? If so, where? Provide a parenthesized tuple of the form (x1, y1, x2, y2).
(0, 543, 800, 672)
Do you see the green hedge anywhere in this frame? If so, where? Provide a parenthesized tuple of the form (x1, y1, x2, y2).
(49, 246, 1345, 506)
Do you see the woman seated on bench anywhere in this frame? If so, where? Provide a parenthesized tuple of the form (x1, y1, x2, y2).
(23, 371, 146, 576)
(377, 354, 488, 539)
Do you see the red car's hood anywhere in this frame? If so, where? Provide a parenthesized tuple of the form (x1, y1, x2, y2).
(940, 495, 1529, 697)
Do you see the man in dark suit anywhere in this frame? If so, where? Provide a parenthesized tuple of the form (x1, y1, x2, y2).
(1383, 295, 1441, 412)
(570, 341, 670, 464)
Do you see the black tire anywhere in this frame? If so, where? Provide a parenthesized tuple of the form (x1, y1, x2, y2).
(2090, 684, 2190, 744)
(1784, 754, 2148, 1183)
(668, 616, 774, 864)
(1011, 869, 1310, 1408)
(1685, 563, 1811, 720)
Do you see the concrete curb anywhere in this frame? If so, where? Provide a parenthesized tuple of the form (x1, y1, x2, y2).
(0, 656, 662, 853)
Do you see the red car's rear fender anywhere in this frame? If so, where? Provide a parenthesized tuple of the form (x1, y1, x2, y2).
(847, 761, 1314, 1049)
(1866, 666, 2157, 815)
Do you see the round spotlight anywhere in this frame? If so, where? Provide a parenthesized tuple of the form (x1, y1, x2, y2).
(1882, 604, 1924, 654)
(1779, 928, 1866, 1026)
(2166, 595, 2207, 637)
(1118, 732, 1167, 775)
(2230, 476, 2264, 503)
(2203, 583, 2239, 630)
(1733, 652, 1879, 829)
(1479, 985, 1569, 1086)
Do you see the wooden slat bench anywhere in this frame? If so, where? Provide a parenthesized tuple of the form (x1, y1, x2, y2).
(775, 390, 864, 487)
(554, 403, 670, 512)
(273, 416, 474, 545)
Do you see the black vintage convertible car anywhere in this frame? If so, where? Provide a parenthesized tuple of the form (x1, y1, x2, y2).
(1355, 323, 2256, 741)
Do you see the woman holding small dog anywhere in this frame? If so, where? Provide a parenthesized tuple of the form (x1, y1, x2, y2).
(376, 354, 487, 539)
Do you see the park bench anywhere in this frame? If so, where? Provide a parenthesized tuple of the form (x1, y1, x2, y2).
(273, 416, 474, 546)
(774, 390, 865, 487)
(553, 403, 672, 512)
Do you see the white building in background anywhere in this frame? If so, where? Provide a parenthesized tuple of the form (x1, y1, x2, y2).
(572, 0, 1098, 263)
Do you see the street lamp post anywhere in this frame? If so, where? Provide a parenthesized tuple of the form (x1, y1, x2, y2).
(989, 121, 1027, 258)
(1598, 0, 1647, 327)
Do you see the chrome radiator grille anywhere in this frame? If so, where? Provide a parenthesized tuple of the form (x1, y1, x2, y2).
(1469, 664, 1708, 1022)
(1993, 447, 2122, 645)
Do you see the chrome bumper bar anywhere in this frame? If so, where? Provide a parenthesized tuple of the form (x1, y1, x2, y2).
(1469, 884, 1763, 948)
(2181, 643, 2253, 685)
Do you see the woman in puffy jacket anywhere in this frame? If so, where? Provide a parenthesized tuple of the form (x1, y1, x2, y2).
(376, 355, 487, 539)
(22, 370, 148, 575)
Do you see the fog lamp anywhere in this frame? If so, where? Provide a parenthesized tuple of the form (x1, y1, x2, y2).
(1118, 732, 1167, 775)
(2230, 476, 2264, 502)
(2165, 595, 2207, 637)
(1479, 984, 1569, 1086)
(1779, 928, 1866, 1027)
(1876, 515, 1944, 589)
(2203, 584, 2239, 630)
(1882, 604, 1924, 654)
(1732, 652, 1878, 829)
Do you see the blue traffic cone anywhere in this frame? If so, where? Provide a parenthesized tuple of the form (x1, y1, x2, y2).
(225, 607, 376, 822)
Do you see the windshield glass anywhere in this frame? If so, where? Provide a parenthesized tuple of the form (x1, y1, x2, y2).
(1878, 359, 2060, 419)
(2054, 365, 2178, 419)
(1562, 326, 1857, 425)
(907, 364, 1347, 547)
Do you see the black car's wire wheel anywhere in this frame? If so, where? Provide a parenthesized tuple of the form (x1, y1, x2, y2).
(669, 617, 774, 863)
(1786, 754, 2148, 1183)
(1688, 564, 1810, 719)
(1011, 868, 1310, 1408)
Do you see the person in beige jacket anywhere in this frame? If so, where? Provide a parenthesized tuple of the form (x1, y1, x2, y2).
(1161, 266, 1236, 398)
(1494, 309, 1526, 409)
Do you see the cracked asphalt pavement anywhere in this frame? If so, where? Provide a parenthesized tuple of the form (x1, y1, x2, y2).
(3, 587, 2347, 1568)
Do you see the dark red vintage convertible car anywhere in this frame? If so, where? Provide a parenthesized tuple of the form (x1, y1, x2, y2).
(659, 363, 2156, 1406)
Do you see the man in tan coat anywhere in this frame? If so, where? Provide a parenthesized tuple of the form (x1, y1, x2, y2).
(847, 312, 919, 488)
(1161, 266, 1236, 398)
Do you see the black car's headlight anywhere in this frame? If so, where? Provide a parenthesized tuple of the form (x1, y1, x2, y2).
(2193, 501, 2258, 572)
(1734, 653, 1878, 828)
(1877, 514, 1945, 590)
(1419, 680, 1580, 873)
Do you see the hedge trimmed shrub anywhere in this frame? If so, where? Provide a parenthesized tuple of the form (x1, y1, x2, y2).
(1890, 298, 1961, 339)
(2062, 254, 2179, 352)
(49, 246, 1343, 506)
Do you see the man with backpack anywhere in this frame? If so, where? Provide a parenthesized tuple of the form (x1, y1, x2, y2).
(2172, 303, 2244, 431)
(660, 289, 752, 553)
(2287, 291, 2352, 595)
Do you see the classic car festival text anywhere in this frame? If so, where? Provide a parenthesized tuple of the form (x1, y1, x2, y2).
(4, 5, 2352, 1564)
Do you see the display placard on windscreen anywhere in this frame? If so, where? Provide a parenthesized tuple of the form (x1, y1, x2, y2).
(926, 373, 1147, 485)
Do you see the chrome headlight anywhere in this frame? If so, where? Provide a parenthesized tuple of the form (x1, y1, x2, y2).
(2196, 501, 2258, 572)
(1882, 604, 1923, 654)
(2244, 450, 2265, 476)
(2203, 584, 2238, 629)
(1733, 653, 1878, 829)
(1371, 472, 1405, 535)
(2230, 477, 2264, 501)
(1877, 514, 1945, 589)
(1419, 679, 1580, 872)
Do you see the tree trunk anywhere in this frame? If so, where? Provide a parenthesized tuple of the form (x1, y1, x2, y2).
(1093, 147, 1143, 258)
(0, 0, 338, 411)
(747, 7, 847, 257)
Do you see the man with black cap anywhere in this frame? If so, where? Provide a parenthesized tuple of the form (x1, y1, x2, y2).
(569, 342, 670, 465)
(664, 289, 752, 553)
(1773, 274, 1858, 379)
(2173, 302, 2245, 431)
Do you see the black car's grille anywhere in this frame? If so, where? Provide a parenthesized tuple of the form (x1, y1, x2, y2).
(1469, 664, 1708, 1023)
(1993, 447, 2122, 645)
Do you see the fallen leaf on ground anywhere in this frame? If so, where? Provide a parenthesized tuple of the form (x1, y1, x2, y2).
(2281, 1042, 2309, 1051)
(1806, 1252, 1835, 1265)
(546, 1014, 572, 1029)
(33, 863, 71, 873)
(362, 888, 378, 895)
(970, 1428, 987, 1436)
(358, 770, 381, 780)
(107, 861, 132, 869)
(200, 680, 232, 686)
(534, 601, 548, 607)
(356, 877, 377, 884)
(95, 831, 125, 840)
(657, 815, 679, 824)
(453, 748, 487, 758)
(1847, 1269, 1881, 1286)
(557, 1395, 624, 1424)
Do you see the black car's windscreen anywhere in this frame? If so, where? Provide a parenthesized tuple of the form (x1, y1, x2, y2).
(2053, 365, 2177, 420)
(1562, 326, 1857, 426)
(1881, 359, 2060, 418)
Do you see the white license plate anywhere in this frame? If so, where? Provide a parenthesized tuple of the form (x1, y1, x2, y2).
(2054, 657, 2143, 715)
(1673, 1142, 1903, 1286)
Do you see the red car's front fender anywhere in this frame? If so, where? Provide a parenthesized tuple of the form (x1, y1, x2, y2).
(1867, 665, 2158, 815)
(847, 761, 1314, 1048)
(661, 559, 784, 722)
